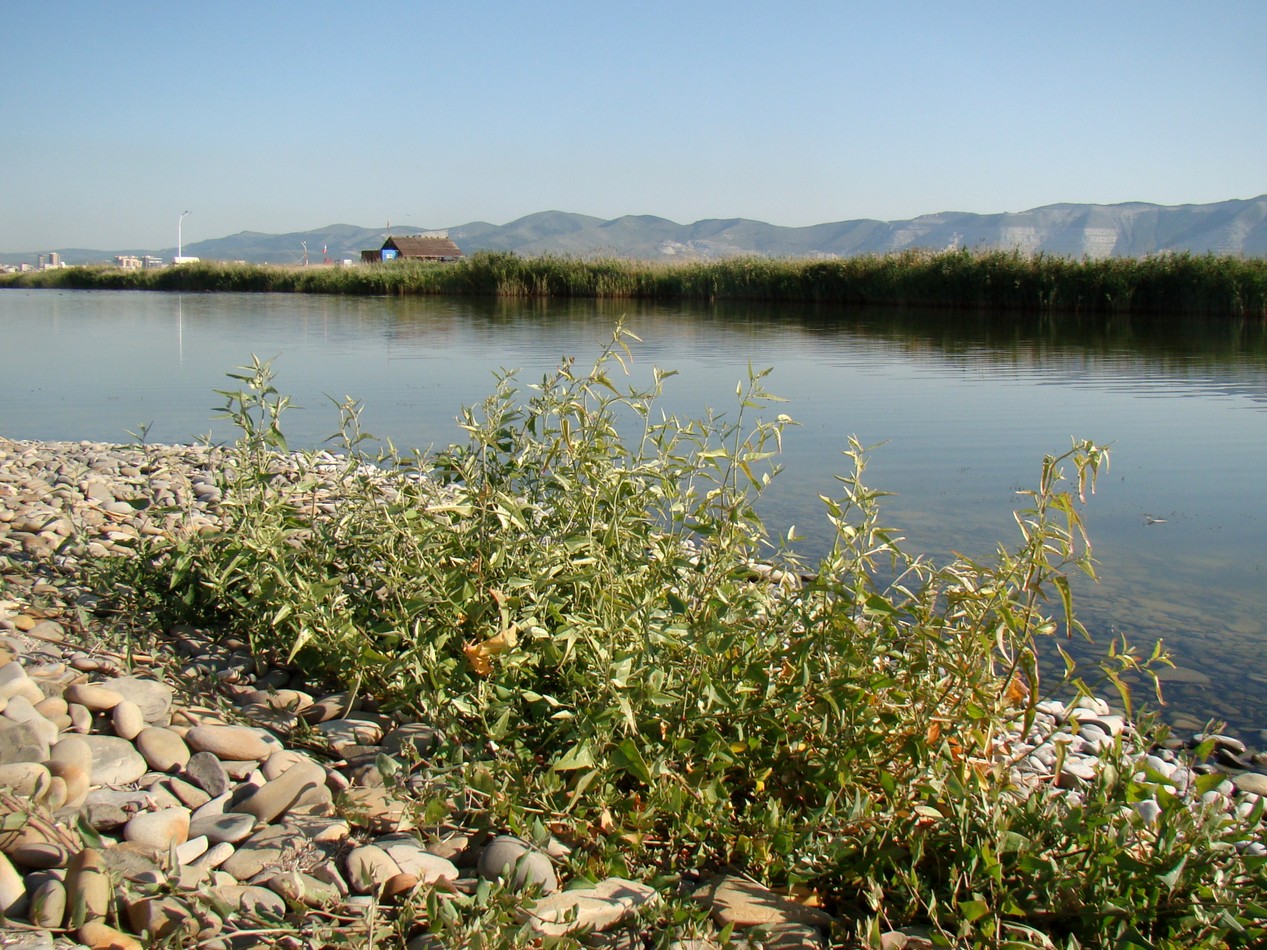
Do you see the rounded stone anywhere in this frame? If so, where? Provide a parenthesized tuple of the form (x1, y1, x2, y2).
(34, 695, 69, 720)
(43, 775, 68, 810)
(10, 839, 70, 869)
(299, 692, 359, 724)
(382, 723, 440, 759)
(47, 760, 91, 809)
(125, 895, 199, 941)
(0, 662, 41, 705)
(28, 877, 66, 929)
(107, 675, 174, 725)
(1233, 772, 1267, 796)
(241, 688, 312, 711)
(0, 718, 52, 766)
(175, 834, 209, 865)
(219, 824, 310, 881)
(316, 717, 384, 748)
(189, 812, 257, 845)
(68, 703, 93, 734)
(124, 807, 191, 849)
(66, 847, 111, 926)
(0, 850, 25, 916)
(1, 693, 47, 725)
(184, 750, 232, 797)
(377, 834, 460, 884)
(53, 737, 99, 780)
(81, 734, 148, 786)
(64, 682, 126, 713)
(111, 699, 145, 740)
(79, 919, 145, 950)
(229, 759, 326, 825)
(382, 871, 419, 901)
(261, 749, 319, 781)
(345, 844, 403, 895)
(191, 840, 235, 871)
(0, 761, 51, 796)
(162, 775, 211, 809)
(185, 725, 273, 761)
(135, 727, 191, 772)
(477, 835, 557, 894)
(217, 883, 288, 919)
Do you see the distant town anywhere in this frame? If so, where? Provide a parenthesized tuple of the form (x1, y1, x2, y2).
(0, 251, 172, 275)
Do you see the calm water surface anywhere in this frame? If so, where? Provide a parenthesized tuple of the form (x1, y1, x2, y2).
(3, 289, 1266, 739)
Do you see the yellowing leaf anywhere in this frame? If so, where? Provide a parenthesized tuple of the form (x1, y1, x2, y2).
(481, 626, 519, 654)
(463, 642, 493, 676)
(1004, 675, 1030, 706)
(463, 625, 520, 677)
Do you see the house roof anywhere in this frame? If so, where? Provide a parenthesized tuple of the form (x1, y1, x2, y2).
(382, 235, 464, 258)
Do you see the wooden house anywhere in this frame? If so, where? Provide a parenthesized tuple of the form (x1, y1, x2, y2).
(368, 234, 465, 263)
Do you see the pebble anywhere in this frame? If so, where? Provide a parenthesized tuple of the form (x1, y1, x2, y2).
(64, 682, 125, 713)
(124, 807, 191, 849)
(185, 724, 273, 761)
(27, 877, 66, 929)
(1233, 772, 1267, 796)
(0, 850, 26, 915)
(521, 877, 660, 937)
(693, 874, 833, 929)
(189, 812, 257, 844)
(229, 758, 326, 824)
(185, 750, 232, 796)
(478, 835, 558, 894)
(345, 844, 403, 894)
(81, 734, 148, 786)
(134, 726, 190, 772)
(111, 699, 145, 740)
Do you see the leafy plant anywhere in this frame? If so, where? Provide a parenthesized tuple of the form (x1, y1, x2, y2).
(86, 330, 1266, 946)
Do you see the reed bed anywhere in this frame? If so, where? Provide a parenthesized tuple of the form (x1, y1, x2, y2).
(5, 249, 1266, 316)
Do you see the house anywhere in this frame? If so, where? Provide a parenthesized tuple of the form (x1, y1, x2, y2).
(361, 233, 464, 264)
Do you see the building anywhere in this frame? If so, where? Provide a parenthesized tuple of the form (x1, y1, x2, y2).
(361, 233, 464, 264)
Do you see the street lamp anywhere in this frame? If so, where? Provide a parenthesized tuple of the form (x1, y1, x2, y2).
(178, 210, 190, 260)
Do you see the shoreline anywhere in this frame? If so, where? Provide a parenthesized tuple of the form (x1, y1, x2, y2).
(2, 435, 1265, 945)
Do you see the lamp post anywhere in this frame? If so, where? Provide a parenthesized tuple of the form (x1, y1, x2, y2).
(178, 210, 190, 261)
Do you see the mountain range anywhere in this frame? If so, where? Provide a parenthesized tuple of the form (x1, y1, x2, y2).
(7, 196, 1266, 267)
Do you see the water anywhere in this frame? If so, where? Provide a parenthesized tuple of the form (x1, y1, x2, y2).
(3, 289, 1266, 739)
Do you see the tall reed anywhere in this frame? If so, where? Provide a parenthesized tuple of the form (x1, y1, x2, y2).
(4, 249, 1265, 316)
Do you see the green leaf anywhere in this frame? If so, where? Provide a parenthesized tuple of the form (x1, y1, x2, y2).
(611, 738, 653, 785)
(959, 899, 991, 923)
(1158, 854, 1188, 892)
(552, 743, 595, 772)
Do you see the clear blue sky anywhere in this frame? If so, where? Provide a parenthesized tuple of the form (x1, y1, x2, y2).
(3, 1, 1264, 251)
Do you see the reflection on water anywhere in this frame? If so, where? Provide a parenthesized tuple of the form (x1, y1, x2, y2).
(2, 289, 1266, 739)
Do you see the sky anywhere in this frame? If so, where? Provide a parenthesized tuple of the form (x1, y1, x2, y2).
(3, 1, 1265, 252)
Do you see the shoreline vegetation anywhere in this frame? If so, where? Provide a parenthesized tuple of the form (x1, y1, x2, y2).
(2, 339, 1264, 946)
(3, 249, 1267, 317)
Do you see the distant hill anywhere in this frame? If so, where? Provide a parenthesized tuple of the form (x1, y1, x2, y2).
(6, 196, 1266, 267)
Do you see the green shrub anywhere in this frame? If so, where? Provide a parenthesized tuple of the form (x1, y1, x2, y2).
(87, 329, 1266, 946)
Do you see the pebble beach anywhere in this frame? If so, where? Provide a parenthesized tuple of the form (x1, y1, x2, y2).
(1, 436, 1265, 949)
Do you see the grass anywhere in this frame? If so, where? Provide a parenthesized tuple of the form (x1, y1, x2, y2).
(4, 248, 1267, 316)
(82, 332, 1267, 947)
